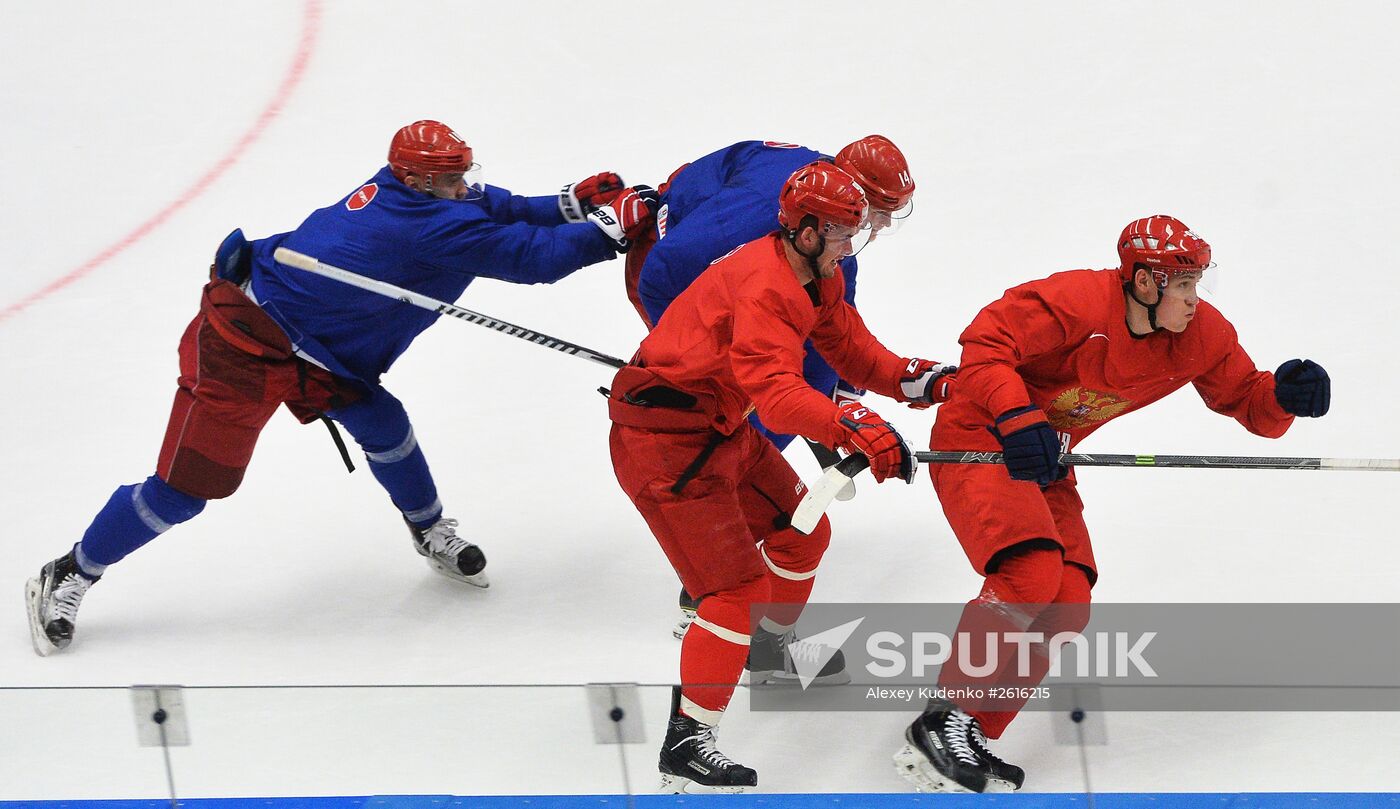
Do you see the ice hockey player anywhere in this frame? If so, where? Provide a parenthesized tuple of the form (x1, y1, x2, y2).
(894, 215, 1331, 793)
(24, 119, 656, 656)
(625, 136, 920, 642)
(606, 162, 954, 791)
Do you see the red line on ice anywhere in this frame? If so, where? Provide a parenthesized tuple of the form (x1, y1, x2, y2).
(0, 0, 323, 325)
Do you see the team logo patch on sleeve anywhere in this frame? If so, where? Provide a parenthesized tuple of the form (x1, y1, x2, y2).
(345, 183, 379, 211)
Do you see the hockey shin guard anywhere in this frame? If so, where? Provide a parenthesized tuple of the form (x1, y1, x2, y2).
(78, 475, 207, 571)
(679, 575, 770, 723)
(330, 389, 442, 528)
(756, 517, 831, 628)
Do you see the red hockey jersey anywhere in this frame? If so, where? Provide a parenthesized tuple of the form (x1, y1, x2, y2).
(631, 235, 909, 447)
(934, 268, 1294, 451)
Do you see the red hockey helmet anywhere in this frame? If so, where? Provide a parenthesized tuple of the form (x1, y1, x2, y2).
(835, 135, 914, 212)
(778, 162, 869, 236)
(388, 120, 474, 183)
(1117, 215, 1212, 286)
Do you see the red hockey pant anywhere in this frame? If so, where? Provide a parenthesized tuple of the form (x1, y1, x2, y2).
(157, 311, 360, 500)
(610, 422, 832, 721)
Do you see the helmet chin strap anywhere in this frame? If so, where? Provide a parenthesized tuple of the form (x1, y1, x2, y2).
(1124, 283, 1162, 333)
(787, 227, 827, 278)
(1124, 268, 1166, 336)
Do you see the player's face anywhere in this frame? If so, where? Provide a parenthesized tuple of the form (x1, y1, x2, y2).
(427, 172, 469, 200)
(866, 199, 913, 245)
(815, 223, 860, 277)
(420, 163, 486, 200)
(1154, 272, 1202, 332)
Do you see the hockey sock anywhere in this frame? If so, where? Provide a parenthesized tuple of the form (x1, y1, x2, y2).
(365, 430, 442, 528)
(974, 562, 1094, 738)
(938, 546, 1064, 732)
(78, 474, 207, 571)
(756, 520, 830, 627)
(679, 575, 769, 724)
(329, 389, 442, 528)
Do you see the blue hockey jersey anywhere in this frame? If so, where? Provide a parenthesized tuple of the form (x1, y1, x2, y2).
(637, 140, 859, 328)
(249, 165, 615, 383)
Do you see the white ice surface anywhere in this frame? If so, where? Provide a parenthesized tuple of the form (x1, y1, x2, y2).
(2, 0, 1398, 800)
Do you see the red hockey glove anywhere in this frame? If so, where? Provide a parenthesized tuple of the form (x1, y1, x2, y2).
(558, 172, 626, 222)
(898, 358, 957, 409)
(833, 401, 918, 484)
(588, 185, 659, 252)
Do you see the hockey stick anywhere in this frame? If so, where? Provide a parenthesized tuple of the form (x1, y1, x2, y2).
(804, 438, 855, 501)
(276, 246, 854, 483)
(273, 247, 628, 369)
(790, 450, 1400, 534)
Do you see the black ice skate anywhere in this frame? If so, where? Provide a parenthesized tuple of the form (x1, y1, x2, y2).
(969, 718, 1025, 791)
(658, 688, 757, 793)
(746, 625, 850, 686)
(673, 587, 700, 640)
(407, 517, 489, 588)
(893, 699, 1020, 793)
(24, 549, 101, 657)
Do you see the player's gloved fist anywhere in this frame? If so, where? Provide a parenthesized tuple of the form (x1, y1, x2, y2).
(558, 172, 626, 223)
(1274, 358, 1330, 417)
(898, 358, 957, 409)
(834, 401, 918, 484)
(989, 406, 1065, 486)
(588, 185, 660, 252)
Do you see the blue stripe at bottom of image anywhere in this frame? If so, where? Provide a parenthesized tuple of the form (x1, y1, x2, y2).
(1, 795, 1395, 809)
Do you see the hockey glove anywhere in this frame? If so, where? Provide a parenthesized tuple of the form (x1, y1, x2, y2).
(898, 358, 957, 409)
(558, 172, 626, 223)
(1274, 358, 1330, 417)
(990, 406, 1065, 486)
(834, 401, 918, 484)
(588, 185, 659, 252)
(833, 381, 866, 408)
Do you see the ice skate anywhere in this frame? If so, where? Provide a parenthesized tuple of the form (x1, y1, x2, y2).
(893, 699, 1017, 793)
(746, 625, 850, 686)
(25, 549, 100, 657)
(407, 517, 488, 587)
(657, 688, 757, 793)
(673, 587, 700, 640)
(968, 718, 1025, 791)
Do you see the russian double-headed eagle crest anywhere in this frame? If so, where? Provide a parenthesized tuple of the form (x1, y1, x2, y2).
(1045, 387, 1132, 430)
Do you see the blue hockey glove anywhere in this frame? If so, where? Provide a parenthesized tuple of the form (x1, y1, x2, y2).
(1274, 359, 1330, 417)
(989, 406, 1065, 486)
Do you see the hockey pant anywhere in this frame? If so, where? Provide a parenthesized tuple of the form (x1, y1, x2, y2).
(76, 280, 436, 571)
(609, 421, 832, 723)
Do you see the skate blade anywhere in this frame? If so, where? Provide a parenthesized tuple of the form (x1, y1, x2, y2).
(425, 558, 490, 588)
(984, 777, 1019, 793)
(892, 743, 975, 794)
(24, 578, 58, 658)
(658, 772, 753, 794)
